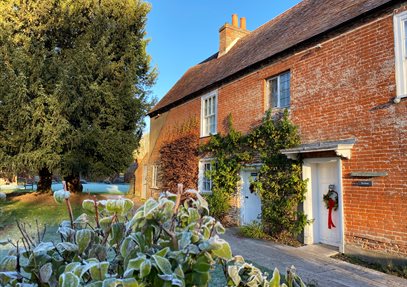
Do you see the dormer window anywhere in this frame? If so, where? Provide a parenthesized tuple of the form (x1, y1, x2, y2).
(200, 91, 218, 137)
(394, 11, 407, 101)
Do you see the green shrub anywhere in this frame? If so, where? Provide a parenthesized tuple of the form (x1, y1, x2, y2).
(0, 185, 305, 287)
(238, 222, 270, 240)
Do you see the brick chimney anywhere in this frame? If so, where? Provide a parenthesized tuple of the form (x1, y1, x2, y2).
(218, 14, 250, 57)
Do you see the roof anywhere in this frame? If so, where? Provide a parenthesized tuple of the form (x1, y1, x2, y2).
(280, 138, 356, 159)
(149, 0, 393, 116)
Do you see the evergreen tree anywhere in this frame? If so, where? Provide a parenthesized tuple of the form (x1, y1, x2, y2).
(0, 0, 156, 192)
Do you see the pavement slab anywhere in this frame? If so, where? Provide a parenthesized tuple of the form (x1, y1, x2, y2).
(222, 229, 407, 287)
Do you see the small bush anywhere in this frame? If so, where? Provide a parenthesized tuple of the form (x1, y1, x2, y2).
(0, 184, 305, 287)
(238, 222, 270, 240)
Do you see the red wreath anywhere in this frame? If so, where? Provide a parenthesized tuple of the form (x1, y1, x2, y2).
(323, 189, 338, 229)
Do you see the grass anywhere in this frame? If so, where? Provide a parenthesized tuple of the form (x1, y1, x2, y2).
(0, 192, 110, 257)
(332, 253, 407, 279)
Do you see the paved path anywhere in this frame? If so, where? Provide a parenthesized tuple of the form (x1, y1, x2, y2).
(222, 229, 407, 287)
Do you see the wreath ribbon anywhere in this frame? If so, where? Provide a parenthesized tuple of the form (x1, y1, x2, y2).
(328, 198, 336, 229)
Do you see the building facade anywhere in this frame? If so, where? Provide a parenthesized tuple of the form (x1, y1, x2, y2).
(146, 0, 407, 262)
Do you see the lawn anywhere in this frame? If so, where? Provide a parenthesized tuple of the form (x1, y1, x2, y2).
(0, 192, 274, 286)
(0, 182, 130, 194)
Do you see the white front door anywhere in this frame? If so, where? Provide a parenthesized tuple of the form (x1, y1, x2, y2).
(316, 162, 340, 246)
(241, 171, 262, 225)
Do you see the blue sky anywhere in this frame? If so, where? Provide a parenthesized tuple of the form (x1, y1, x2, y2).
(144, 0, 302, 128)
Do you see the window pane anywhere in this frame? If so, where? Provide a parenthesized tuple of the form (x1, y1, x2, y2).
(270, 78, 278, 107)
(209, 115, 215, 134)
(404, 21, 407, 58)
(280, 72, 290, 107)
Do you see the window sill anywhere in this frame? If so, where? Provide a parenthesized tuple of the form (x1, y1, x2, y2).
(200, 133, 217, 139)
(199, 191, 212, 195)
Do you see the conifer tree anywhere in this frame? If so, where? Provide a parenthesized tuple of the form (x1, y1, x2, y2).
(0, 0, 156, 192)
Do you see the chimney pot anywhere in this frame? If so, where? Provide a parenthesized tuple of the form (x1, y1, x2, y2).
(232, 14, 238, 27)
(240, 17, 246, 30)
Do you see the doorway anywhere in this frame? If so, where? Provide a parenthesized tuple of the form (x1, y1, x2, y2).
(303, 158, 344, 250)
(240, 170, 262, 225)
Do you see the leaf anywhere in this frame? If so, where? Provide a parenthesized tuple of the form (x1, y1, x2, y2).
(33, 242, 55, 254)
(227, 265, 241, 286)
(57, 242, 78, 253)
(214, 221, 225, 234)
(193, 255, 211, 274)
(269, 268, 281, 287)
(39, 262, 52, 283)
(90, 262, 109, 281)
(110, 223, 125, 245)
(139, 259, 151, 278)
(59, 272, 80, 287)
(82, 199, 95, 213)
(143, 198, 159, 219)
(154, 247, 170, 257)
(178, 232, 191, 250)
(122, 198, 134, 214)
(74, 213, 89, 227)
(76, 229, 92, 254)
(211, 239, 232, 260)
(124, 256, 145, 277)
(152, 255, 172, 275)
(0, 256, 16, 271)
(65, 262, 81, 273)
(0, 271, 20, 285)
(54, 190, 70, 204)
(187, 208, 199, 224)
(0, 240, 10, 246)
(125, 210, 143, 231)
(100, 216, 113, 231)
(120, 236, 136, 258)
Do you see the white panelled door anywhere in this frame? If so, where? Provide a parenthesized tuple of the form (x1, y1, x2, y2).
(241, 171, 262, 225)
(316, 162, 340, 246)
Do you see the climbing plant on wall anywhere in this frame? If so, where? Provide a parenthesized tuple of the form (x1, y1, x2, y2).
(248, 110, 308, 239)
(159, 118, 200, 192)
(200, 115, 251, 220)
(201, 110, 308, 240)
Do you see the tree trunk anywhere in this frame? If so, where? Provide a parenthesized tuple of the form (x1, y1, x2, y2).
(37, 167, 52, 193)
(65, 174, 83, 193)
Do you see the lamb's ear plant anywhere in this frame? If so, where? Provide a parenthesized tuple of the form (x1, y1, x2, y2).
(0, 184, 305, 287)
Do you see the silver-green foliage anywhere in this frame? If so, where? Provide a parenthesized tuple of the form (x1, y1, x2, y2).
(0, 188, 305, 286)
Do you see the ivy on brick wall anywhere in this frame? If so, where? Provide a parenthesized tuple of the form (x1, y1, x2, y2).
(200, 115, 251, 220)
(201, 110, 308, 239)
(159, 118, 199, 192)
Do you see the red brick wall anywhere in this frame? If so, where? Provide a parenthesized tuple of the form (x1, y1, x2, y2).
(149, 6, 407, 256)
(148, 98, 201, 194)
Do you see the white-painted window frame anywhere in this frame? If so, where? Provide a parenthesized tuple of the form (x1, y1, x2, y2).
(151, 165, 158, 188)
(198, 159, 214, 194)
(267, 71, 291, 109)
(394, 11, 407, 101)
(200, 91, 218, 137)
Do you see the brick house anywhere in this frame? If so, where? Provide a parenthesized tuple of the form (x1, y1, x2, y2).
(144, 0, 407, 261)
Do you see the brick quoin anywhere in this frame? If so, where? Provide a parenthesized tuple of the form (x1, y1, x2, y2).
(148, 2, 407, 258)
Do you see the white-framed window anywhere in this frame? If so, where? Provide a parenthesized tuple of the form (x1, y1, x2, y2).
(151, 165, 158, 188)
(394, 11, 407, 100)
(200, 91, 218, 137)
(198, 159, 213, 193)
(267, 71, 291, 108)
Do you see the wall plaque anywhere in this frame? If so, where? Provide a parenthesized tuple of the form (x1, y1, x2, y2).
(353, 181, 373, 187)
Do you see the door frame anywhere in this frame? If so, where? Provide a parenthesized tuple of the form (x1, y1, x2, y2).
(302, 157, 345, 252)
(239, 165, 261, 225)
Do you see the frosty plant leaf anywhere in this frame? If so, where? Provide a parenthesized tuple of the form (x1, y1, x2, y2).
(54, 190, 70, 204)
(59, 272, 80, 287)
(76, 229, 92, 253)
